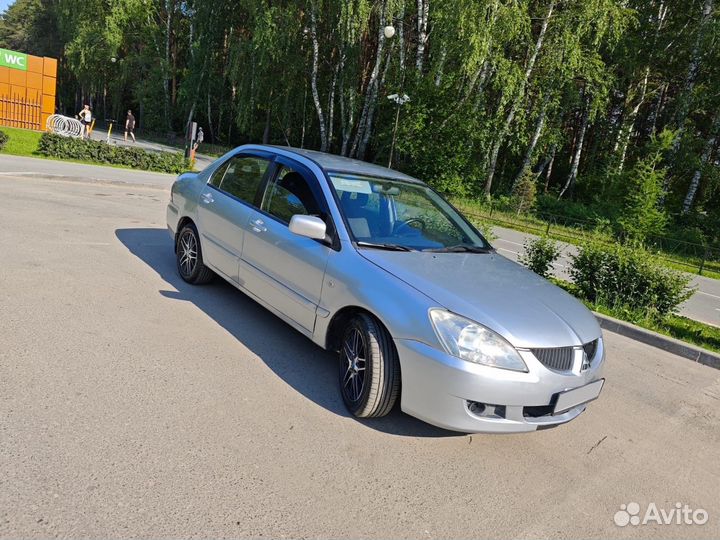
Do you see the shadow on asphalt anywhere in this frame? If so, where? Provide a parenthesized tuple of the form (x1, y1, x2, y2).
(115, 227, 459, 438)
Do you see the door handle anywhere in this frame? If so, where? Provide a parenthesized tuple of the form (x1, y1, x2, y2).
(201, 192, 214, 204)
(251, 218, 266, 233)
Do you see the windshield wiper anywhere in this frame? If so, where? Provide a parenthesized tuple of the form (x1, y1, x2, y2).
(356, 241, 414, 252)
(424, 244, 493, 253)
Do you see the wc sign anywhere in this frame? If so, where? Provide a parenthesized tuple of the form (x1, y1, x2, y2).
(0, 48, 27, 71)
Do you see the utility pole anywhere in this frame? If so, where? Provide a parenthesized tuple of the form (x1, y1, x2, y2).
(387, 93, 410, 168)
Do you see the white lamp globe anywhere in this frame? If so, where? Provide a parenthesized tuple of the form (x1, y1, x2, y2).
(384, 25, 396, 39)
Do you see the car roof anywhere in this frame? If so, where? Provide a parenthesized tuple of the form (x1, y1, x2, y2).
(256, 145, 425, 185)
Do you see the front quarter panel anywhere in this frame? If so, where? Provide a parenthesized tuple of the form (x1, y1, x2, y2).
(314, 241, 440, 349)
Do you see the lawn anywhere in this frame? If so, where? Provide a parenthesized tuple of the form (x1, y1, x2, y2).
(453, 197, 720, 280)
(0, 126, 43, 156)
(0, 126, 190, 173)
(552, 278, 720, 353)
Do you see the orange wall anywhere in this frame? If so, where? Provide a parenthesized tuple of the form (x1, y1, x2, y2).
(0, 54, 57, 131)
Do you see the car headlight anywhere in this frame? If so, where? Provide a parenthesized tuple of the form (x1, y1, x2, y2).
(429, 309, 528, 372)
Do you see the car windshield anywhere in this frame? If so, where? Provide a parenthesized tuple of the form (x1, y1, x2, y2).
(329, 173, 490, 251)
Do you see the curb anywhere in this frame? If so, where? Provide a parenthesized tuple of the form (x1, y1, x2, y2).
(595, 312, 720, 370)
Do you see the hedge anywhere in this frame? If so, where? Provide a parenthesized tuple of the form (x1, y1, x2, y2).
(569, 240, 694, 317)
(37, 132, 189, 174)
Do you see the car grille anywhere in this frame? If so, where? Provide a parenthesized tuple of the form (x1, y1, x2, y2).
(532, 347, 574, 371)
(532, 339, 599, 373)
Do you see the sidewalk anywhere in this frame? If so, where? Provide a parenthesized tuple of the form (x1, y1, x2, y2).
(88, 129, 215, 171)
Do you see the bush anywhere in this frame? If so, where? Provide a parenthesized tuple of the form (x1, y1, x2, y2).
(511, 168, 537, 215)
(569, 240, 694, 317)
(37, 133, 189, 174)
(0, 129, 8, 151)
(617, 130, 673, 242)
(519, 236, 561, 278)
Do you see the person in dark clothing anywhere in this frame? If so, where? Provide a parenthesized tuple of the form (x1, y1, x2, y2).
(124, 110, 136, 143)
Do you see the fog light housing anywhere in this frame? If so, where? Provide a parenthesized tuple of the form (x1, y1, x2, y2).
(467, 401, 506, 419)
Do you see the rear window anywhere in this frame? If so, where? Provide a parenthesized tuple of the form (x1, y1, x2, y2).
(212, 156, 270, 204)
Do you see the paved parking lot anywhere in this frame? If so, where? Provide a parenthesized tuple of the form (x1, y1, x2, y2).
(1, 174, 719, 538)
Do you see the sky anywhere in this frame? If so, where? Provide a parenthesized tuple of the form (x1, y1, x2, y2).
(0, 0, 12, 14)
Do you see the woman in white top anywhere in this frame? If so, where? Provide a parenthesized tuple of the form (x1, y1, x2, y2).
(77, 105, 92, 138)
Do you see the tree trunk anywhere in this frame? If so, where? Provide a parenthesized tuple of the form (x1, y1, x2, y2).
(484, 0, 554, 195)
(542, 145, 556, 193)
(416, 0, 429, 73)
(207, 90, 215, 143)
(682, 112, 720, 213)
(341, 87, 354, 157)
(163, 0, 173, 131)
(648, 81, 666, 136)
(262, 105, 271, 144)
(559, 95, 590, 199)
(673, 0, 713, 148)
(350, 0, 388, 158)
(512, 93, 550, 189)
(327, 63, 338, 151)
(434, 45, 447, 87)
(359, 38, 393, 158)
(301, 83, 307, 149)
(309, 5, 328, 152)
(615, 68, 649, 173)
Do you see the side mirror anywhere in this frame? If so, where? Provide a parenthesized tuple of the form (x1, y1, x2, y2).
(289, 214, 327, 241)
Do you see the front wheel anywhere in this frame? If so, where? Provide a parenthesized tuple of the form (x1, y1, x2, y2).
(176, 223, 215, 284)
(339, 313, 400, 418)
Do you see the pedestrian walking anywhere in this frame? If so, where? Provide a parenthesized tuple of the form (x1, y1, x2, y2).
(77, 104, 92, 139)
(124, 110, 136, 143)
(193, 127, 204, 151)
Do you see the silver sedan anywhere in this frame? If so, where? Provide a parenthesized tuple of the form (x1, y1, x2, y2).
(167, 145, 605, 433)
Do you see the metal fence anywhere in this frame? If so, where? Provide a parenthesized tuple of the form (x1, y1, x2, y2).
(0, 94, 42, 131)
(459, 203, 720, 277)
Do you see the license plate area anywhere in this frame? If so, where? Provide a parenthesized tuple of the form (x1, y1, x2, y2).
(553, 379, 605, 414)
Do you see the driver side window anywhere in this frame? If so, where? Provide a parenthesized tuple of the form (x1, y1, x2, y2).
(261, 165, 322, 224)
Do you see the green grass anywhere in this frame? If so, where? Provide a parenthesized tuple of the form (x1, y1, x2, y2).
(552, 278, 720, 353)
(453, 197, 720, 280)
(0, 126, 43, 156)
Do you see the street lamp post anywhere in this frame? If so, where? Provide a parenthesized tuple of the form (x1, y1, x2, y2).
(387, 93, 410, 168)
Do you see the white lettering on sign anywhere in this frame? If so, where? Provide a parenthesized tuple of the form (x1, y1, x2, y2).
(4, 53, 25, 68)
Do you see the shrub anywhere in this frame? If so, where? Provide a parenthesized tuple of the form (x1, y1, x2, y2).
(617, 130, 673, 242)
(511, 168, 538, 215)
(0, 129, 8, 151)
(519, 236, 561, 278)
(37, 133, 189, 174)
(569, 240, 694, 317)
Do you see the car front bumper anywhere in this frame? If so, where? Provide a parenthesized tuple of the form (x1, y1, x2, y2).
(395, 338, 605, 433)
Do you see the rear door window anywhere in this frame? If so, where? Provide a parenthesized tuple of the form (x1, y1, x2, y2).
(213, 156, 270, 205)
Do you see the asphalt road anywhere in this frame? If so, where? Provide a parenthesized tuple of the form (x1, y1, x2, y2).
(492, 227, 720, 328)
(1, 172, 719, 538)
(2, 153, 717, 329)
(0, 154, 176, 186)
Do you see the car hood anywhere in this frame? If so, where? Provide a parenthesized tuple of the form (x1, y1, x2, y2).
(359, 250, 600, 349)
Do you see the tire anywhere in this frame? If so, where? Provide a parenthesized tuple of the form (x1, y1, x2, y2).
(339, 313, 400, 418)
(176, 223, 215, 285)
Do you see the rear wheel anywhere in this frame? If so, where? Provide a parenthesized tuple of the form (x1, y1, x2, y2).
(176, 223, 214, 284)
(339, 313, 400, 418)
